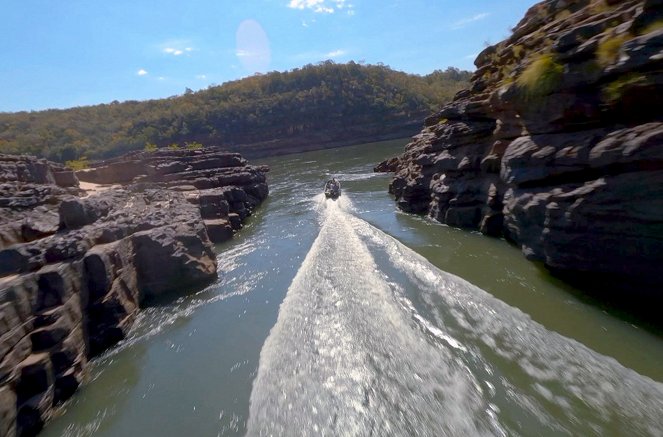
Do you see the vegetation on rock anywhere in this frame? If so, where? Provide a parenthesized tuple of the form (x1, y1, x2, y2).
(185, 141, 204, 150)
(516, 53, 564, 98)
(640, 18, 663, 35)
(64, 156, 89, 170)
(596, 33, 631, 67)
(603, 73, 649, 102)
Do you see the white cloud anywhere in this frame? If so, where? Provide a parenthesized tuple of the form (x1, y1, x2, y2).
(325, 49, 346, 58)
(196, 74, 207, 80)
(161, 43, 195, 57)
(287, 0, 353, 14)
(164, 47, 184, 56)
(137, 69, 148, 76)
(292, 48, 349, 62)
(236, 49, 256, 58)
(452, 12, 490, 30)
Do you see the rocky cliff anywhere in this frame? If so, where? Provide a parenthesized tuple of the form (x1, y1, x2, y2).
(380, 0, 663, 297)
(0, 149, 268, 436)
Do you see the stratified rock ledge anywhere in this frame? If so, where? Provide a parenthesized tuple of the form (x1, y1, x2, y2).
(0, 148, 268, 436)
(379, 0, 663, 300)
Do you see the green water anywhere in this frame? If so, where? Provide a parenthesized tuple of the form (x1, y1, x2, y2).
(42, 139, 663, 437)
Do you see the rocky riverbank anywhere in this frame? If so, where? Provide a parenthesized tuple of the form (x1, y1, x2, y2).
(379, 0, 663, 299)
(0, 149, 268, 436)
(76, 148, 269, 244)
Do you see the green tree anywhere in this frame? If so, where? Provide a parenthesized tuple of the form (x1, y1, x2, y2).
(0, 62, 471, 161)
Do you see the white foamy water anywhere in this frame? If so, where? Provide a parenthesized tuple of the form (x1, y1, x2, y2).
(331, 172, 383, 182)
(248, 196, 663, 437)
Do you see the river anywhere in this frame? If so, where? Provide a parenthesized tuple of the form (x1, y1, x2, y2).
(42, 139, 663, 436)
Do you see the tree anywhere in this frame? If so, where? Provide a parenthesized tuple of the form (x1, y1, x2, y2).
(0, 62, 472, 161)
(185, 141, 203, 150)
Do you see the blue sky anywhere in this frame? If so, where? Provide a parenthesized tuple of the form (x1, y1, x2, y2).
(1, 0, 535, 112)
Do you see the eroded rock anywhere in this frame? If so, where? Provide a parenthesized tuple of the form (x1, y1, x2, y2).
(77, 148, 269, 243)
(0, 149, 268, 436)
(382, 0, 663, 299)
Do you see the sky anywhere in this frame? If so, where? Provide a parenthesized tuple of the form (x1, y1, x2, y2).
(0, 0, 535, 112)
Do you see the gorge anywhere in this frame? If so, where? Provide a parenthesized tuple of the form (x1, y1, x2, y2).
(32, 141, 663, 437)
(0, 0, 662, 435)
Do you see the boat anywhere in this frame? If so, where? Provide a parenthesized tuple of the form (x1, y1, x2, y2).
(324, 178, 341, 199)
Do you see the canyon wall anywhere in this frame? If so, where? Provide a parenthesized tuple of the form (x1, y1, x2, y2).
(381, 0, 663, 295)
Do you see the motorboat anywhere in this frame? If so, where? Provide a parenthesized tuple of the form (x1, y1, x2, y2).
(324, 178, 341, 199)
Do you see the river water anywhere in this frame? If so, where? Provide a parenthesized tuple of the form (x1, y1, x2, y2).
(43, 139, 663, 437)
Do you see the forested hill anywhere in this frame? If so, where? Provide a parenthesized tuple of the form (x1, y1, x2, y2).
(0, 62, 470, 161)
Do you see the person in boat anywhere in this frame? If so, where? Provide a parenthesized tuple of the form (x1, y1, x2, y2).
(324, 178, 341, 198)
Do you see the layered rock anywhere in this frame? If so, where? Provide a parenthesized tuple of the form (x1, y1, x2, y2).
(0, 149, 268, 436)
(0, 155, 79, 249)
(76, 148, 269, 243)
(381, 0, 663, 295)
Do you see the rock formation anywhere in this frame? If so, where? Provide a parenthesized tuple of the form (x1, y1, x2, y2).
(76, 148, 269, 244)
(379, 0, 663, 295)
(0, 148, 268, 436)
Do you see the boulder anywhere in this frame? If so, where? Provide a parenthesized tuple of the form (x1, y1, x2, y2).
(204, 219, 234, 243)
(59, 196, 113, 230)
(132, 225, 217, 302)
(374, 156, 401, 173)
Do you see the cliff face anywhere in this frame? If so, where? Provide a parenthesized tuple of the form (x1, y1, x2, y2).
(0, 149, 268, 436)
(382, 0, 663, 293)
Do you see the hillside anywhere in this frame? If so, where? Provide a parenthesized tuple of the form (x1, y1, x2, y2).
(0, 62, 470, 161)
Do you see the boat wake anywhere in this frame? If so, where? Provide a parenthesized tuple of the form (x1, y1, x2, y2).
(248, 195, 663, 436)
